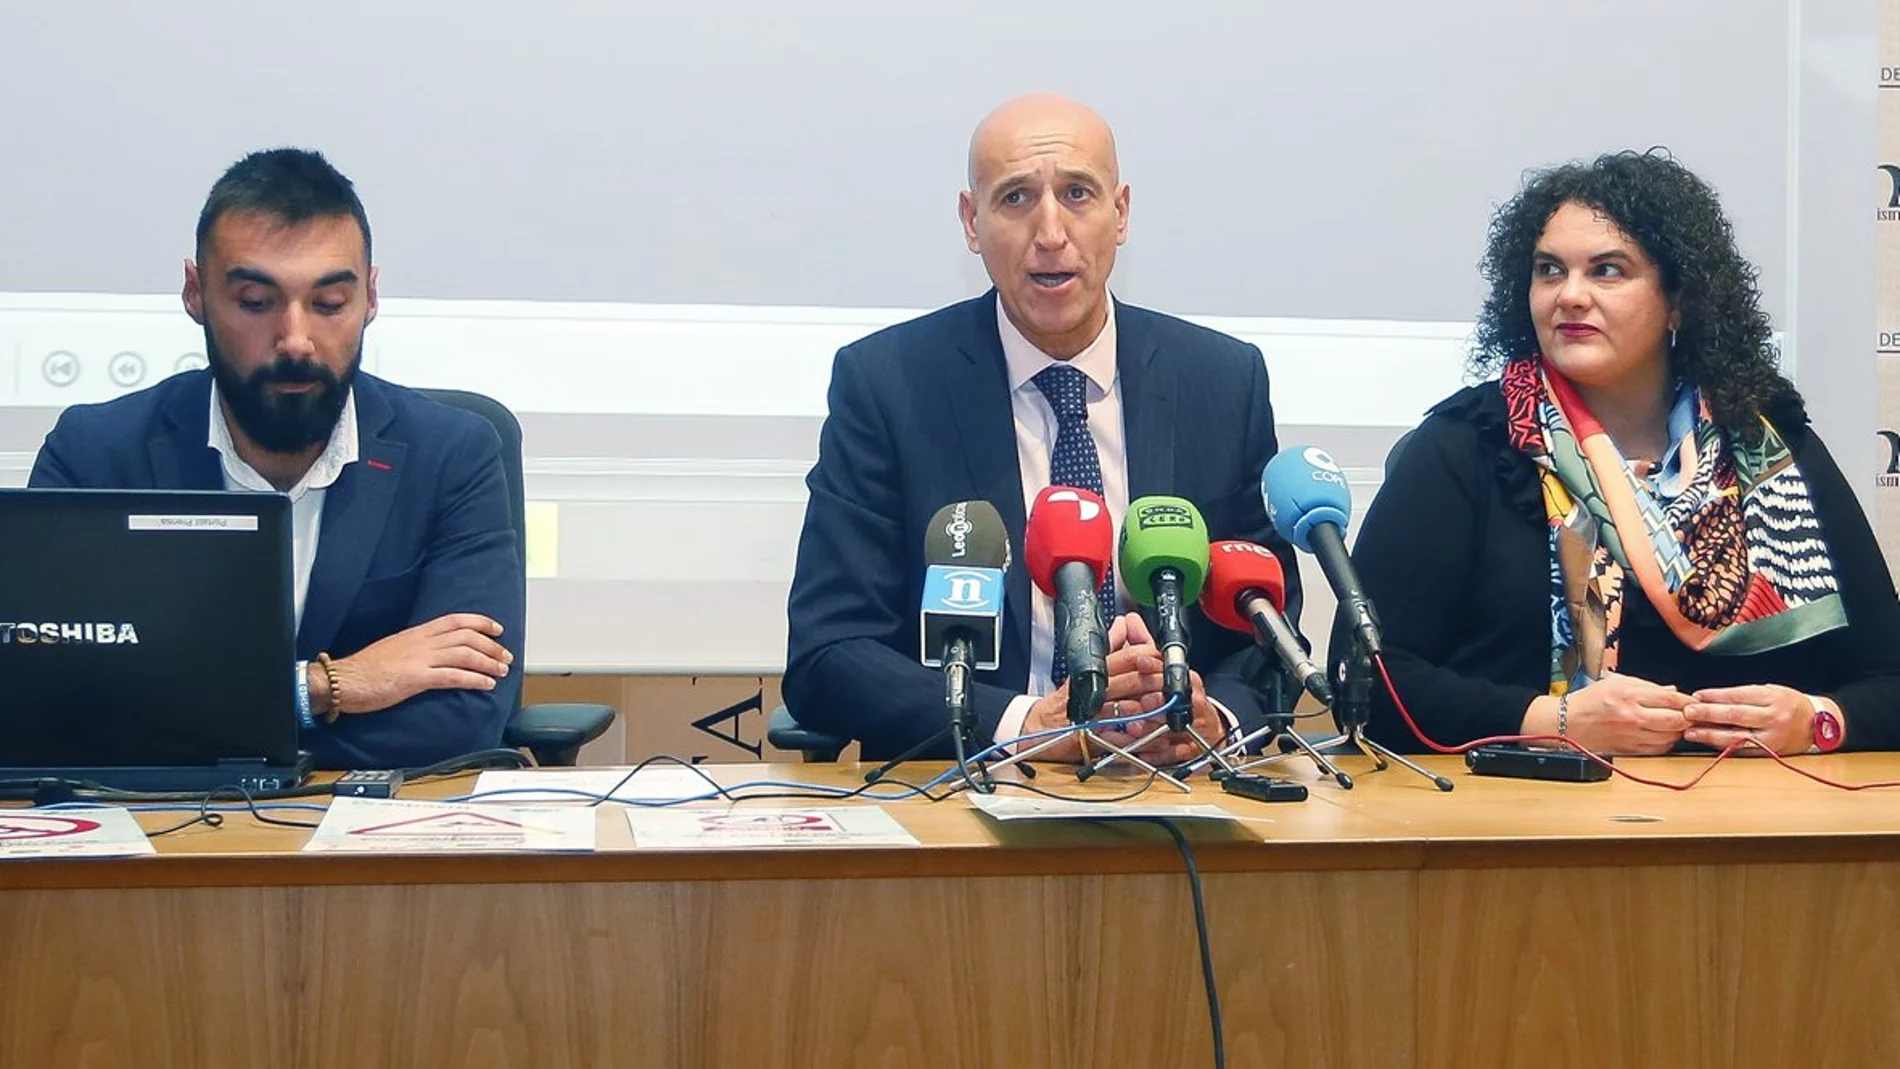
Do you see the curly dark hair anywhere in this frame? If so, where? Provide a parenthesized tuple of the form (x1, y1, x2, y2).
(1470, 149, 1802, 439)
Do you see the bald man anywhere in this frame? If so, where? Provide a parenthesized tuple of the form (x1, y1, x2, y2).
(783, 95, 1299, 765)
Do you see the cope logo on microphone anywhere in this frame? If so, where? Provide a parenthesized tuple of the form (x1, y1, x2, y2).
(1133, 503, 1193, 528)
(1301, 447, 1348, 488)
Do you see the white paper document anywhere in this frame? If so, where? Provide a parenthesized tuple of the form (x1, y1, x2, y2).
(303, 797, 597, 853)
(966, 794, 1240, 824)
(0, 806, 157, 859)
(623, 805, 919, 849)
(470, 766, 716, 804)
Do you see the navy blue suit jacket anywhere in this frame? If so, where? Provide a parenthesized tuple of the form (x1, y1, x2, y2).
(783, 293, 1299, 760)
(29, 370, 524, 770)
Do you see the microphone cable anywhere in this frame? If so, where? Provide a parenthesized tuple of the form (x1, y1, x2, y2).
(1373, 654, 1900, 792)
(1088, 816, 1225, 1069)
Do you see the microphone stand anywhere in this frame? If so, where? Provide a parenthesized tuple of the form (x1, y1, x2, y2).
(1075, 587, 1240, 784)
(943, 642, 995, 793)
(1305, 637, 1453, 792)
(981, 671, 1195, 793)
(969, 582, 1195, 792)
(864, 636, 994, 790)
(1204, 655, 1351, 788)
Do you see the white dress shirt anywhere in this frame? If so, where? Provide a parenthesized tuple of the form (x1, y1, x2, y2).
(992, 296, 1129, 745)
(207, 385, 360, 631)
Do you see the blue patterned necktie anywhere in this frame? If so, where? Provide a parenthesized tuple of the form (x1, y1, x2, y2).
(1031, 363, 1119, 684)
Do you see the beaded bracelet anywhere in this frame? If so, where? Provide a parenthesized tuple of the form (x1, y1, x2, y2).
(315, 652, 343, 723)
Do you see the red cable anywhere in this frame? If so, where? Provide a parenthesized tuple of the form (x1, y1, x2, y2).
(1371, 654, 1900, 792)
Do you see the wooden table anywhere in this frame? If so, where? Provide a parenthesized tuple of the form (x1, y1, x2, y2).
(3, 754, 1898, 1069)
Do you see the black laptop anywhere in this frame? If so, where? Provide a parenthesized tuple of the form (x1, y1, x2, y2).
(0, 488, 310, 793)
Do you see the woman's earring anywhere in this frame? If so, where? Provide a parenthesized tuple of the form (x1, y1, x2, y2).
(1669, 327, 1678, 350)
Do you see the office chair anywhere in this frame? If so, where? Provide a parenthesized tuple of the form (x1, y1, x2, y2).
(418, 388, 617, 767)
(766, 705, 848, 763)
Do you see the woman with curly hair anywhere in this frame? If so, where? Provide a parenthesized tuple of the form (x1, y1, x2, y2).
(1343, 149, 1900, 756)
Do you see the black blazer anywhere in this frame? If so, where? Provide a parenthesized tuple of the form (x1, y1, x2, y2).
(30, 370, 525, 769)
(783, 292, 1299, 760)
(1339, 383, 1900, 753)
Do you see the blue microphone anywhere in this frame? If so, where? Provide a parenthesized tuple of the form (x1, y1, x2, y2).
(1262, 446, 1381, 654)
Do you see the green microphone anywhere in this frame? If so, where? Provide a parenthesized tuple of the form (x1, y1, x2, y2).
(1118, 496, 1210, 722)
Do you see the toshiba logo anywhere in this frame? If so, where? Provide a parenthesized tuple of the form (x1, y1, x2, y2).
(0, 622, 141, 645)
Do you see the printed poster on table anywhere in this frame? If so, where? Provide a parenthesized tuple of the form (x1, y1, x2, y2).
(303, 797, 597, 854)
(623, 806, 919, 849)
(0, 807, 156, 859)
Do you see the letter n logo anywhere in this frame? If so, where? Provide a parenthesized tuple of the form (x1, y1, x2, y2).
(947, 575, 983, 607)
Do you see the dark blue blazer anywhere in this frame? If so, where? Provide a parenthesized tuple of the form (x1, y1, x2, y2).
(29, 370, 524, 770)
(783, 292, 1299, 760)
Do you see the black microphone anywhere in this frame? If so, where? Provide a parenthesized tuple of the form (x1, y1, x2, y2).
(1252, 599, 1333, 706)
(1263, 447, 1381, 655)
(920, 501, 1010, 733)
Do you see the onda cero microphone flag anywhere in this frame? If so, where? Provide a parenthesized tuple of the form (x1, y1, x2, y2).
(1119, 496, 1210, 715)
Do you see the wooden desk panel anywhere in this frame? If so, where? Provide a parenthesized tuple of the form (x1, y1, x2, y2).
(0, 871, 1415, 1069)
(1417, 861, 1900, 1069)
(0, 885, 294, 1068)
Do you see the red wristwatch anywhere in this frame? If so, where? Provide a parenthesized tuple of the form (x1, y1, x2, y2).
(1809, 702, 1844, 754)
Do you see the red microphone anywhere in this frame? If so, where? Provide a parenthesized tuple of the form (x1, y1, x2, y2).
(1206, 540, 1332, 705)
(1024, 486, 1111, 720)
(1025, 486, 1113, 595)
(1204, 540, 1286, 631)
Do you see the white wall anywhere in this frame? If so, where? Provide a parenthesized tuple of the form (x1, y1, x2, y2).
(1, 2, 1793, 320)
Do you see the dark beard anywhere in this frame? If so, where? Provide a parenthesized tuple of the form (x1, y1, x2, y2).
(204, 326, 360, 454)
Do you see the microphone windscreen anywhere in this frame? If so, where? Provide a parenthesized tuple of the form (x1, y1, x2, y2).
(924, 500, 1010, 569)
(1202, 540, 1287, 633)
(1262, 446, 1352, 553)
(1024, 486, 1113, 597)
(1118, 496, 1210, 605)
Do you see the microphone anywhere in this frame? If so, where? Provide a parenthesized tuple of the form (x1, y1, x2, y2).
(1204, 540, 1334, 706)
(1119, 496, 1210, 723)
(920, 500, 1009, 668)
(919, 501, 1009, 732)
(1025, 486, 1112, 723)
(1263, 446, 1381, 654)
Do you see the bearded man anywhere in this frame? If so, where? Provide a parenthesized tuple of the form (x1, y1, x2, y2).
(30, 148, 521, 769)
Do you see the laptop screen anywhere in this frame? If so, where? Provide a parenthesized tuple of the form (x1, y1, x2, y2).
(0, 488, 299, 770)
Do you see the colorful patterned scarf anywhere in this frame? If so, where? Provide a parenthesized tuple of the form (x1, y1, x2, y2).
(1499, 357, 1846, 696)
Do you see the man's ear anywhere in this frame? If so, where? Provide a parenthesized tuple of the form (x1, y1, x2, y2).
(182, 259, 205, 325)
(958, 190, 981, 254)
(366, 264, 379, 325)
